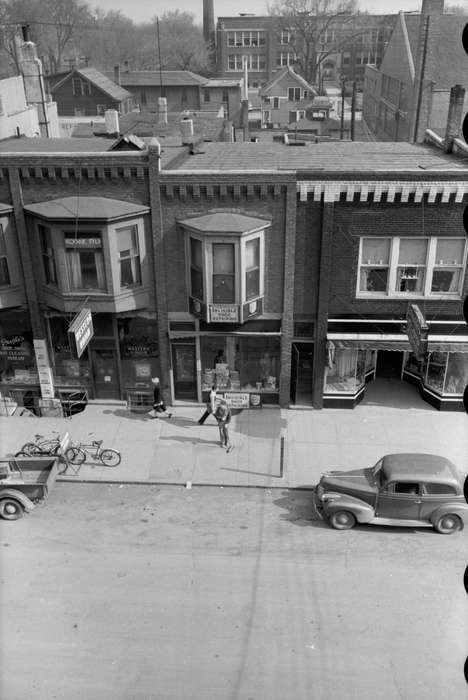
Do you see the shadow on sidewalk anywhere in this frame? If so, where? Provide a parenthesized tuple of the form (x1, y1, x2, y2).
(102, 409, 148, 421)
(159, 435, 221, 446)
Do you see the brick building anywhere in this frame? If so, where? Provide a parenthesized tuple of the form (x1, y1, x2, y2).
(0, 134, 466, 414)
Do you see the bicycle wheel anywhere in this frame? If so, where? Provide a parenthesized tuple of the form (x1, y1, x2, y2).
(99, 449, 121, 467)
(65, 446, 86, 465)
(20, 442, 43, 456)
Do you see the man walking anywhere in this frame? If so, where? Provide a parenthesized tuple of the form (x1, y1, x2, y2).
(149, 377, 172, 418)
(215, 399, 233, 453)
(198, 384, 217, 425)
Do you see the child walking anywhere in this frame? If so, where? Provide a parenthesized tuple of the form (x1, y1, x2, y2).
(214, 399, 233, 453)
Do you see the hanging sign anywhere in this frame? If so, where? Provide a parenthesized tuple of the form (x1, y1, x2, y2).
(406, 304, 428, 359)
(209, 304, 239, 322)
(68, 308, 94, 358)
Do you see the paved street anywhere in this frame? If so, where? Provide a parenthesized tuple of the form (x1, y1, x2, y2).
(1, 484, 467, 700)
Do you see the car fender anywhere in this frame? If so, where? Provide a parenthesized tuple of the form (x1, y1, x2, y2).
(0, 489, 35, 513)
(430, 503, 468, 527)
(321, 492, 375, 524)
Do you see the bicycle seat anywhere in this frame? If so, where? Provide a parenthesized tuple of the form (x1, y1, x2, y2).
(34, 434, 44, 440)
(92, 440, 103, 447)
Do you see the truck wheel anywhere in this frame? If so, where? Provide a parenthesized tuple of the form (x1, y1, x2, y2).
(434, 514, 463, 535)
(0, 499, 24, 520)
(329, 510, 356, 530)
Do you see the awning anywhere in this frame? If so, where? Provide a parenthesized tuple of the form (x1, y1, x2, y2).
(427, 336, 468, 353)
(327, 333, 411, 352)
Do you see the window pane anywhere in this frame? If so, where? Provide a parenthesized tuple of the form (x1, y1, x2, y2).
(190, 238, 202, 269)
(359, 268, 388, 292)
(246, 238, 259, 268)
(0, 257, 10, 285)
(398, 239, 427, 264)
(444, 352, 468, 393)
(80, 251, 99, 287)
(213, 244, 234, 274)
(431, 269, 460, 293)
(0, 225, 6, 255)
(246, 269, 259, 299)
(361, 238, 390, 264)
(396, 267, 425, 292)
(435, 238, 464, 265)
(190, 267, 204, 300)
(213, 274, 235, 303)
(117, 226, 137, 253)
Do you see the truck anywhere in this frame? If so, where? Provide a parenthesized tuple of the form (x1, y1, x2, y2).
(0, 455, 61, 520)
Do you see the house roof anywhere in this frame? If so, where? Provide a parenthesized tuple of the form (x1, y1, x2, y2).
(23, 196, 149, 221)
(107, 70, 208, 87)
(178, 212, 271, 234)
(49, 67, 133, 103)
(203, 78, 243, 88)
(260, 67, 316, 98)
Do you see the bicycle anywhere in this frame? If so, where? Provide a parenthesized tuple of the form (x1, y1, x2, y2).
(17, 432, 62, 457)
(65, 435, 121, 467)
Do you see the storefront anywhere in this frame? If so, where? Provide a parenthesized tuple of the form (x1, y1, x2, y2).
(169, 320, 282, 405)
(0, 309, 40, 413)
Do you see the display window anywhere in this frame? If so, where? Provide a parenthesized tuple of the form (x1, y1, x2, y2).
(324, 347, 366, 394)
(49, 317, 90, 388)
(0, 312, 37, 384)
(118, 318, 159, 388)
(444, 353, 468, 394)
(424, 352, 447, 394)
(200, 336, 280, 394)
(404, 352, 421, 374)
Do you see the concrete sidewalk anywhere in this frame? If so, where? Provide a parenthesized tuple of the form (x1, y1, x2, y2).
(1, 384, 467, 489)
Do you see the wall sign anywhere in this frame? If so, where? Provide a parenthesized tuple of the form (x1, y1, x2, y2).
(68, 308, 94, 358)
(209, 304, 239, 323)
(65, 238, 101, 248)
(223, 392, 263, 409)
(406, 304, 428, 360)
(33, 339, 55, 399)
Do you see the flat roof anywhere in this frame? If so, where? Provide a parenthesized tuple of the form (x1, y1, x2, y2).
(168, 141, 468, 173)
(0, 137, 115, 153)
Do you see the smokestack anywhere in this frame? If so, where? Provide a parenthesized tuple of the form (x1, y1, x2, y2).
(241, 57, 249, 141)
(203, 0, 215, 46)
(113, 65, 121, 85)
(444, 84, 465, 153)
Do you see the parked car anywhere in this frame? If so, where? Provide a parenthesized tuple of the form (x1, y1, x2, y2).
(314, 453, 468, 534)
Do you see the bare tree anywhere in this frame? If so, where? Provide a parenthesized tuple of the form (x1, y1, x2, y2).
(268, 0, 361, 87)
(150, 10, 210, 73)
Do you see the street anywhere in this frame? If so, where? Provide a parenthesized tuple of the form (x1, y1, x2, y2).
(1, 483, 466, 700)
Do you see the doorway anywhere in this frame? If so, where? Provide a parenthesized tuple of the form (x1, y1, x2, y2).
(375, 350, 403, 379)
(91, 348, 120, 399)
(172, 342, 197, 400)
(290, 342, 314, 405)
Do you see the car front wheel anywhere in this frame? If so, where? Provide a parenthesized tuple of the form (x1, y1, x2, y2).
(434, 513, 463, 535)
(329, 510, 356, 530)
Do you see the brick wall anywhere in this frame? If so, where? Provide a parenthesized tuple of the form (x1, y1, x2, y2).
(294, 201, 322, 316)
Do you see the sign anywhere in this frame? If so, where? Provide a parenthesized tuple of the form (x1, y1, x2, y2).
(223, 392, 263, 409)
(209, 304, 239, 323)
(33, 339, 55, 399)
(68, 308, 94, 358)
(65, 238, 101, 248)
(406, 304, 428, 359)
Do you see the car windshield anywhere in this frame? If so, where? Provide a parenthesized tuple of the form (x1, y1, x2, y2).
(371, 459, 383, 482)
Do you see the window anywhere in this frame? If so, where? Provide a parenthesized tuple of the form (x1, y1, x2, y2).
(228, 54, 266, 71)
(96, 104, 106, 116)
(222, 89, 229, 103)
(227, 31, 266, 47)
(65, 232, 106, 291)
(72, 78, 91, 96)
(342, 52, 351, 66)
(288, 87, 301, 101)
(212, 243, 235, 303)
(181, 89, 187, 104)
(273, 97, 280, 109)
(190, 238, 204, 300)
(245, 238, 260, 300)
(72, 78, 81, 96)
(277, 51, 297, 67)
(203, 89, 210, 103)
(357, 237, 466, 298)
(394, 482, 419, 495)
(422, 482, 456, 495)
(117, 225, 141, 288)
(279, 30, 294, 44)
(38, 224, 57, 285)
(0, 224, 10, 286)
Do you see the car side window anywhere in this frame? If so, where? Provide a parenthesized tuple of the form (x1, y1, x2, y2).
(393, 482, 419, 495)
(422, 483, 456, 495)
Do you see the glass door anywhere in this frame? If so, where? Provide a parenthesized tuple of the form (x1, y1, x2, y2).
(172, 342, 197, 400)
(91, 348, 120, 399)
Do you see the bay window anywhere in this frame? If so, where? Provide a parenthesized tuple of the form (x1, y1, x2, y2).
(0, 224, 10, 286)
(117, 225, 141, 288)
(212, 243, 235, 303)
(245, 238, 260, 300)
(39, 224, 57, 285)
(357, 237, 466, 298)
(65, 232, 106, 291)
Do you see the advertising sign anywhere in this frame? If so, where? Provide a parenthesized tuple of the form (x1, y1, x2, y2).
(64, 238, 101, 248)
(33, 339, 55, 399)
(68, 308, 93, 358)
(406, 304, 428, 359)
(223, 392, 263, 409)
(209, 304, 239, 323)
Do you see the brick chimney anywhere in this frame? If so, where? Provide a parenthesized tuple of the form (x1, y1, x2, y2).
(444, 84, 465, 153)
(17, 29, 51, 137)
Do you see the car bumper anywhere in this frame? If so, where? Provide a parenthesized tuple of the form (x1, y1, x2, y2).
(313, 488, 325, 520)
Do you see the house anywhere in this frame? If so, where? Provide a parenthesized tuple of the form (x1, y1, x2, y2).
(47, 67, 135, 117)
(260, 67, 316, 128)
(362, 0, 468, 141)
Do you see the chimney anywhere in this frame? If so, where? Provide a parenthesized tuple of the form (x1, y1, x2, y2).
(158, 97, 167, 124)
(203, 0, 215, 46)
(444, 84, 465, 153)
(17, 35, 51, 137)
(241, 57, 249, 141)
(114, 65, 121, 85)
(180, 118, 194, 145)
(104, 109, 120, 135)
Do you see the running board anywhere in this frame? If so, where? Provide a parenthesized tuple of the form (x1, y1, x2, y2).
(367, 517, 432, 528)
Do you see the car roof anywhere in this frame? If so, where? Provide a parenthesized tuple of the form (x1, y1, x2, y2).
(382, 454, 461, 485)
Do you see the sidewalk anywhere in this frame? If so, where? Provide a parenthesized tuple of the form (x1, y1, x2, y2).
(1, 387, 466, 489)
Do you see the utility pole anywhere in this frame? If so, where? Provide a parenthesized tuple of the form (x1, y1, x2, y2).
(340, 76, 346, 140)
(350, 80, 356, 140)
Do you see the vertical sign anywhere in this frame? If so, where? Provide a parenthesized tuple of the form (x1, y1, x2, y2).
(33, 339, 55, 399)
(68, 308, 93, 358)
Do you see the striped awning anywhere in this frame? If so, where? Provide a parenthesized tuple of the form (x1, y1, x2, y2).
(327, 334, 411, 351)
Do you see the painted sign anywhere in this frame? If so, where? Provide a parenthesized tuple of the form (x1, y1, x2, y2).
(68, 308, 94, 358)
(223, 392, 263, 409)
(209, 304, 239, 323)
(406, 304, 428, 359)
(33, 339, 55, 399)
(65, 238, 101, 248)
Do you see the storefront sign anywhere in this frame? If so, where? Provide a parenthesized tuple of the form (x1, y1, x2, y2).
(65, 238, 101, 248)
(223, 392, 263, 409)
(209, 304, 239, 323)
(0, 335, 32, 361)
(68, 308, 94, 358)
(406, 304, 428, 359)
(33, 339, 55, 399)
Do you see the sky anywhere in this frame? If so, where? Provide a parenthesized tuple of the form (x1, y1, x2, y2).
(87, 1, 453, 26)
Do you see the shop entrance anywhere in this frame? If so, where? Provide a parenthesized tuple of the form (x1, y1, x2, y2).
(172, 342, 197, 400)
(290, 342, 314, 405)
(376, 350, 403, 379)
(91, 348, 120, 400)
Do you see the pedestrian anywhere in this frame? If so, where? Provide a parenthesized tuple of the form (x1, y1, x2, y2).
(213, 348, 226, 366)
(215, 398, 233, 453)
(149, 377, 172, 418)
(198, 384, 218, 425)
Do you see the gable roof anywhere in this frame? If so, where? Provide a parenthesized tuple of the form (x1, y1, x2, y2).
(260, 67, 316, 98)
(49, 67, 133, 103)
(106, 70, 208, 87)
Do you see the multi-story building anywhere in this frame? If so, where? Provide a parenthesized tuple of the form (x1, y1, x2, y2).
(215, 13, 396, 89)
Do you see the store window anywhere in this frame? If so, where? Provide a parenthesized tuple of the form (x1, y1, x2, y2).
(117, 225, 141, 288)
(65, 232, 106, 291)
(444, 353, 468, 394)
(0, 312, 37, 385)
(324, 346, 366, 394)
(0, 224, 10, 286)
(49, 316, 90, 389)
(118, 317, 159, 389)
(357, 237, 467, 298)
(38, 224, 57, 285)
(200, 336, 280, 395)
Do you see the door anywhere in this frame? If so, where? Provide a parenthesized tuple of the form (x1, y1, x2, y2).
(172, 343, 197, 400)
(91, 349, 120, 400)
(290, 342, 314, 405)
(376, 350, 403, 378)
(376, 481, 422, 520)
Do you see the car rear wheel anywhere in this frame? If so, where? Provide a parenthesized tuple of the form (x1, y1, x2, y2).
(329, 510, 356, 530)
(434, 513, 463, 535)
(0, 498, 24, 520)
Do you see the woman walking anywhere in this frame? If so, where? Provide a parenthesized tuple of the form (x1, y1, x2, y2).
(149, 377, 172, 418)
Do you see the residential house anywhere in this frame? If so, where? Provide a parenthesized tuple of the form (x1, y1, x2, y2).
(362, 0, 468, 141)
(47, 67, 135, 117)
(260, 67, 316, 128)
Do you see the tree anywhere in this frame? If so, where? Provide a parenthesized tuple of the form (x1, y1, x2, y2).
(267, 0, 361, 87)
(150, 10, 210, 73)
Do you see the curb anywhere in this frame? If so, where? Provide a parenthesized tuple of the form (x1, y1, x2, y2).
(56, 477, 300, 490)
